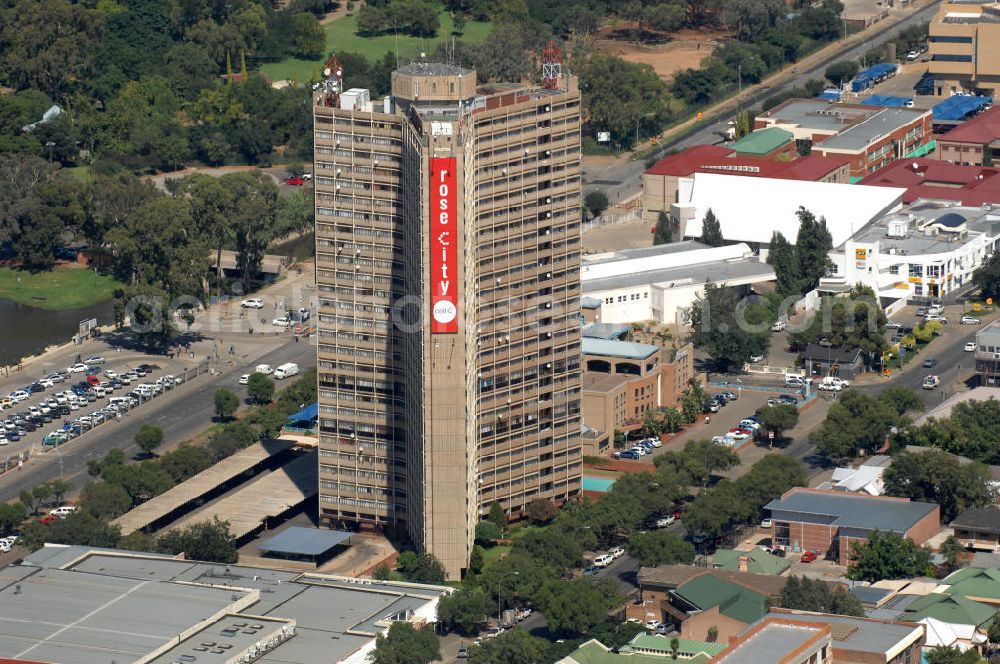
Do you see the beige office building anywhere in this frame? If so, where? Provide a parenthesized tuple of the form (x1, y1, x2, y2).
(928, 1, 1000, 97)
(312, 62, 583, 577)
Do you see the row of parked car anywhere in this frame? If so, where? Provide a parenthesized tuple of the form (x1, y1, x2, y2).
(612, 436, 662, 460)
(40, 370, 181, 447)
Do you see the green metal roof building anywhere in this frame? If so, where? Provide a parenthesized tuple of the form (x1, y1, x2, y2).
(672, 574, 770, 624)
(940, 567, 1000, 603)
(901, 593, 997, 627)
(729, 127, 794, 156)
(712, 548, 792, 576)
(557, 635, 726, 664)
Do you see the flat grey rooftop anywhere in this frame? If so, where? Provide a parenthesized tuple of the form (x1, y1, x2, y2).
(765, 490, 936, 533)
(774, 611, 920, 654)
(584, 240, 710, 263)
(0, 566, 249, 664)
(763, 99, 877, 132)
(148, 615, 293, 664)
(716, 623, 822, 663)
(849, 202, 1000, 254)
(819, 108, 928, 151)
(581, 258, 775, 293)
(23, 548, 450, 664)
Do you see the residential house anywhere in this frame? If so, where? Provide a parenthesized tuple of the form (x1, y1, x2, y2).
(951, 509, 1000, 552)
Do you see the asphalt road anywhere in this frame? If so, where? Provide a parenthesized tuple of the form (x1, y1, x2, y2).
(583, 0, 943, 200)
(0, 340, 316, 501)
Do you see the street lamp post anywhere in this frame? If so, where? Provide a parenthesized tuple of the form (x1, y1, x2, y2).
(498, 570, 519, 627)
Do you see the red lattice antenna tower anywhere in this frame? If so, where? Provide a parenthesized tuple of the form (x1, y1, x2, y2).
(320, 53, 344, 107)
(541, 41, 563, 91)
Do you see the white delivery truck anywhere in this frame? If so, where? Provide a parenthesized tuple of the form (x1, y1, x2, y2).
(274, 362, 299, 380)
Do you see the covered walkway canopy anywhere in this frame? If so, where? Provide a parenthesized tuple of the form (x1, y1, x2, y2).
(258, 526, 352, 564)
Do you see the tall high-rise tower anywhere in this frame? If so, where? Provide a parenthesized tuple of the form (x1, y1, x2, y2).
(313, 55, 583, 577)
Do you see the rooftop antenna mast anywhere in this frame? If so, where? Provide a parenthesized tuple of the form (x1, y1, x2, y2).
(541, 40, 563, 91)
(320, 53, 343, 108)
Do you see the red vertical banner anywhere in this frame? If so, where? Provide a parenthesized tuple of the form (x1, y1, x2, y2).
(430, 157, 458, 333)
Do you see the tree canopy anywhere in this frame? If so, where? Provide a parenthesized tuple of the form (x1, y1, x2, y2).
(775, 575, 863, 616)
(700, 208, 725, 247)
(767, 207, 834, 298)
(847, 531, 933, 582)
(883, 449, 995, 522)
(370, 622, 440, 664)
(690, 282, 770, 371)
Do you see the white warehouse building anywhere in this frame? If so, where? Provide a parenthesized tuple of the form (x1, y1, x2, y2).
(824, 201, 1000, 301)
(580, 241, 776, 325)
(672, 172, 906, 258)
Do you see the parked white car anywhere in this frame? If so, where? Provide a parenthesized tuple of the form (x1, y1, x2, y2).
(965, 342, 978, 352)
(593, 554, 614, 568)
(254, 364, 273, 375)
(67, 363, 88, 373)
(49, 506, 78, 518)
(241, 297, 264, 309)
(961, 315, 981, 325)
(272, 316, 291, 327)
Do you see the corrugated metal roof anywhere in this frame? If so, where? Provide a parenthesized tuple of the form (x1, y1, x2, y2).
(730, 127, 793, 155)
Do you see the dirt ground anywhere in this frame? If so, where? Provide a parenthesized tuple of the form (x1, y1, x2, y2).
(595, 28, 729, 82)
(583, 218, 655, 254)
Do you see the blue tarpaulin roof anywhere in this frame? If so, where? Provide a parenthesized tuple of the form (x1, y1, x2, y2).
(258, 526, 351, 556)
(862, 94, 913, 108)
(933, 95, 992, 122)
(286, 402, 317, 423)
(816, 91, 841, 101)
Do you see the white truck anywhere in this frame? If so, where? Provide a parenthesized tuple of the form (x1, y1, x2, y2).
(274, 362, 299, 380)
(922, 375, 940, 390)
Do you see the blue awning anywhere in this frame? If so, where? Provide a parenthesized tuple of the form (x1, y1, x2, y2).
(286, 403, 317, 424)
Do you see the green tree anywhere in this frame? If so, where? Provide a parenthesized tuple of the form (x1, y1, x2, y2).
(776, 575, 863, 616)
(475, 521, 502, 544)
(488, 501, 508, 532)
(437, 588, 488, 635)
(370, 621, 440, 664)
(626, 530, 695, 567)
(246, 372, 275, 404)
(812, 390, 902, 462)
(940, 535, 966, 569)
(925, 645, 981, 664)
(847, 531, 933, 582)
(79, 481, 132, 520)
(214, 388, 240, 420)
(794, 207, 834, 293)
(579, 53, 675, 148)
(584, 190, 610, 220)
(514, 528, 584, 574)
(676, 438, 739, 487)
(20, 483, 53, 516)
(468, 629, 551, 664)
(469, 544, 485, 575)
(767, 231, 800, 297)
(883, 450, 995, 522)
(987, 614, 1000, 650)
(134, 424, 164, 457)
(653, 210, 673, 245)
(535, 577, 624, 636)
(690, 282, 770, 371)
(0, 502, 27, 534)
(398, 552, 447, 583)
(156, 518, 238, 563)
(700, 208, 725, 247)
(825, 60, 859, 86)
(973, 252, 1000, 301)
(158, 444, 214, 483)
(525, 498, 558, 524)
(707, 626, 719, 643)
(19, 511, 122, 550)
(755, 404, 799, 444)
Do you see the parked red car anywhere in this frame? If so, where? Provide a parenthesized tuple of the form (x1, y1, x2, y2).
(800, 551, 818, 563)
(86, 374, 100, 386)
(285, 176, 305, 186)
(38, 514, 60, 525)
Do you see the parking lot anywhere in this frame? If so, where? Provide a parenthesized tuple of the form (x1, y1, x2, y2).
(0, 355, 204, 468)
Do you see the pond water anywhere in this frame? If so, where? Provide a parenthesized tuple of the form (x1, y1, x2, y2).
(0, 296, 115, 365)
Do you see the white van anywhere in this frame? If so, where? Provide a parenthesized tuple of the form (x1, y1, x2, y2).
(274, 363, 299, 380)
(254, 364, 273, 375)
(593, 554, 614, 568)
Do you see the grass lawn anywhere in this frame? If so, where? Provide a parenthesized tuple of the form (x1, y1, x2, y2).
(0, 265, 120, 310)
(260, 11, 492, 82)
(63, 166, 92, 183)
(481, 544, 511, 567)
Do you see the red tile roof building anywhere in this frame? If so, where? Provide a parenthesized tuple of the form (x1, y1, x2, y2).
(642, 145, 851, 228)
(859, 157, 1000, 206)
(938, 106, 1000, 166)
